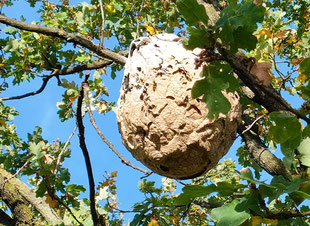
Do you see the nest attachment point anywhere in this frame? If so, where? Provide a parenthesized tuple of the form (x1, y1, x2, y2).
(116, 34, 241, 179)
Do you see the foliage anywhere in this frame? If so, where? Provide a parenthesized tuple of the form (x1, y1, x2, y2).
(0, 0, 310, 225)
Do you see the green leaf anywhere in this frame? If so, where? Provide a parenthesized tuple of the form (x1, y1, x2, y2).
(56, 12, 67, 20)
(130, 211, 147, 226)
(241, 192, 264, 216)
(281, 143, 296, 169)
(215, 2, 265, 53)
(3, 27, 16, 34)
(66, 184, 86, 196)
(36, 181, 47, 197)
(290, 191, 310, 205)
(216, 181, 246, 196)
(232, 28, 258, 51)
(174, 184, 216, 205)
(210, 199, 250, 226)
(300, 57, 310, 76)
(269, 112, 302, 144)
(302, 125, 310, 138)
(297, 137, 310, 167)
(176, 0, 209, 26)
(76, 54, 90, 63)
(182, 27, 210, 50)
(29, 142, 45, 160)
(191, 63, 239, 119)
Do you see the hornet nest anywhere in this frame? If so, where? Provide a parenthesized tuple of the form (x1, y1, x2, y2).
(116, 34, 241, 179)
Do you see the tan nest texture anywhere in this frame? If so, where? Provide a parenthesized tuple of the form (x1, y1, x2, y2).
(116, 34, 241, 179)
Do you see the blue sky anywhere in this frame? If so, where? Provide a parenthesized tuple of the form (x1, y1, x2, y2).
(1, 0, 306, 222)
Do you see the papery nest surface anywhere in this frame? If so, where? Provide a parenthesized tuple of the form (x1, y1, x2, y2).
(116, 34, 241, 179)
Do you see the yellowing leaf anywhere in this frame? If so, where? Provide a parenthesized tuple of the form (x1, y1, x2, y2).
(0, 118, 6, 126)
(252, 216, 278, 225)
(104, 4, 116, 14)
(45, 194, 58, 208)
(170, 215, 181, 225)
(100, 68, 106, 75)
(145, 25, 155, 35)
(263, 218, 278, 225)
(255, 28, 272, 38)
(250, 62, 273, 86)
(287, 35, 296, 44)
(291, 57, 304, 65)
(148, 218, 159, 226)
(42, 154, 54, 164)
(297, 73, 307, 84)
(274, 30, 287, 39)
(251, 216, 262, 225)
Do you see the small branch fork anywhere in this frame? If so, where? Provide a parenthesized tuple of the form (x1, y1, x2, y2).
(76, 75, 102, 226)
(1, 60, 114, 101)
(238, 113, 291, 180)
(82, 81, 151, 175)
(75, 74, 151, 225)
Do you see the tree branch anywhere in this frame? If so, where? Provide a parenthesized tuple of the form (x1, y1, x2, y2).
(82, 82, 151, 175)
(0, 76, 51, 101)
(1, 60, 114, 101)
(222, 50, 310, 124)
(0, 15, 127, 65)
(0, 168, 62, 225)
(238, 114, 291, 180)
(76, 76, 102, 226)
(196, 1, 310, 124)
(0, 208, 14, 225)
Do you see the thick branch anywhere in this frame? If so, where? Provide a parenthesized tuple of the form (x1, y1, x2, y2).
(0, 209, 14, 225)
(196, 1, 309, 123)
(76, 78, 102, 226)
(238, 115, 291, 180)
(223, 52, 310, 124)
(0, 168, 62, 225)
(82, 82, 151, 175)
(0, 15, 127, 65)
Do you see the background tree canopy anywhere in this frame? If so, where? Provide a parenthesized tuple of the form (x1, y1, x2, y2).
(0, 0, 310, 225)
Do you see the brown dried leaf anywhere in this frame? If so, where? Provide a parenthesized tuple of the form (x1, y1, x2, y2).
(250, 62, 273, 86)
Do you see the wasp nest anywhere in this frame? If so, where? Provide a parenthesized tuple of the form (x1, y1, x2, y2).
(116, 34, 241, 179)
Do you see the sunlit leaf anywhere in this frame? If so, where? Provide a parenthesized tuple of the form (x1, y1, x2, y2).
(191, 63, 239, 119)
(297, 137, 310, 167)
(176, 0, 209, 26)
(269, 112, 302, 144)
(210, 200, 250, 226)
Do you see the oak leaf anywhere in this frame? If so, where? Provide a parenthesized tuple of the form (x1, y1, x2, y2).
(250, 62, 272, 86)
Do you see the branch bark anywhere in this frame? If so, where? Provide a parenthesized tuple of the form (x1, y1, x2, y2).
(1, 59, 115, 101)
(0, 168, 62, 225)
(0, 15, 127, 65)
(238, 114, 291, 180)
(0, 209, 14, 225)
(197, 1, 309, 124)
(222, 51, 310, 124)
(76, 77, 103, 226)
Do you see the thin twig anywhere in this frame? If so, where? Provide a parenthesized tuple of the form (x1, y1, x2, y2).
(76, 75, 100, 225)
(82, 82, 151, 175)
(54, 124, 78, 174)
(135, 0, 145, 37)
(98, 0, 105, 47)
(1, 60, 113, 101)
(2, 160, 29, 186)
(48, 191, 83, 226)
(242, 114, 265, 135)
